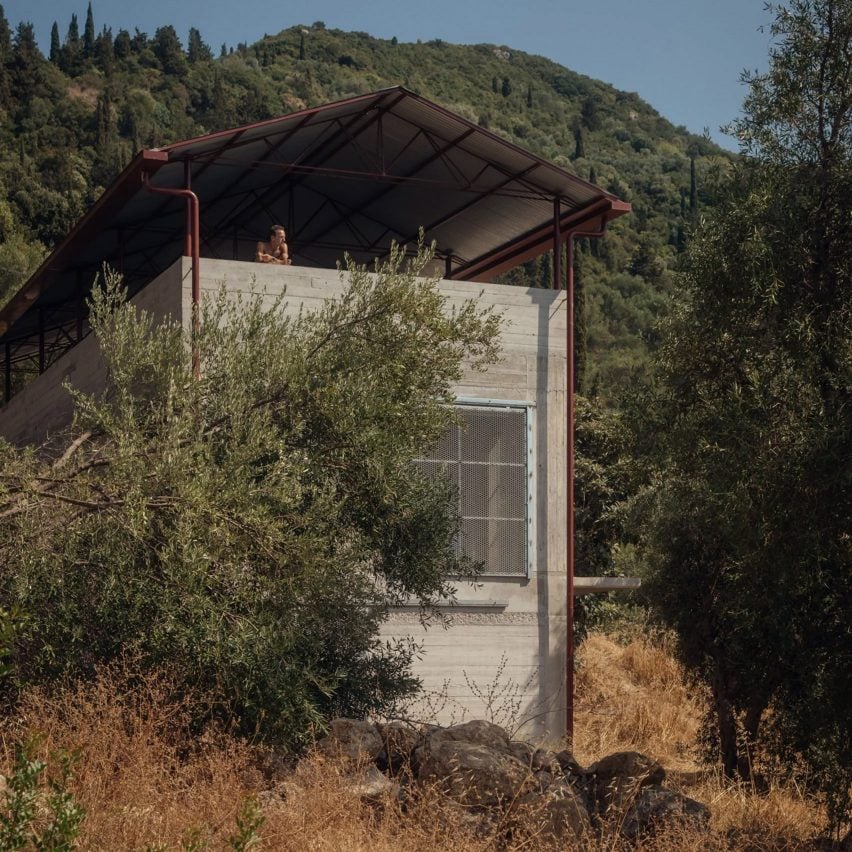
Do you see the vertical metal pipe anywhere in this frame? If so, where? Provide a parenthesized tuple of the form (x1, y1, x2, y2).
(184, 160, 193, 258)
(444, 254, 453, 279)
(38, 308, 45, 374)
(552, 198, 562, 290)
(566, 233, 576, 745)
(553, 196, 575, 744)
(76, 270, 84, 343)
(4, 342, 10, 404)
(141, 171, 201, 379)
(190, 193, 201, 380)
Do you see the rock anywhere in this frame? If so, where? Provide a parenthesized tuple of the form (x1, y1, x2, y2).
(534, 769, 554, 792)
(256, 787, 286, 810)
(509, 741, 534, 765)
(450, 803, 500, 839)
(587, 750, 666, 812)
(621, 785, 711, 839)
(546, 775, 590, 811)
(255, 749, 296, 782)
(530, 747, 561, 774)
(342, 765, 401, 803)
(376, 721, 421, 772)
(427, 720, 512, 753)
(539, 788, 591, 841)
(315, 718, 384, 763)
(554, 748, 587, 779)
(416, 740, 534, 807)
(516, 786, 591, 843)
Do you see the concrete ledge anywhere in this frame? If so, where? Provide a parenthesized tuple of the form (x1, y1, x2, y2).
(574, 576, 641, 595)
(390, 599, 509, 611)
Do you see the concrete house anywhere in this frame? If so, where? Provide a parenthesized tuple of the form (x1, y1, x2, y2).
(0, 88, 633, 740)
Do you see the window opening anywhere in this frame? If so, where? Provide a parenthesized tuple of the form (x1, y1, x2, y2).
(417, 402, 531, 576)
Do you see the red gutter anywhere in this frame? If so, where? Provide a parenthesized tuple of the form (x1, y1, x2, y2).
(141, 165, 201, 379)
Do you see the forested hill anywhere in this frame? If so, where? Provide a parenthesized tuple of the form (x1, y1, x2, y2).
(0, 11, 733, 396)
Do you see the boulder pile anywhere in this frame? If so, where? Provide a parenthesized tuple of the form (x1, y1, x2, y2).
(292, 718, 711, 844)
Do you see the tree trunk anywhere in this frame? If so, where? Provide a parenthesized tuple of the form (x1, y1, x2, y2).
(736, 700, 765, 782)
(714, 682, 739, 778)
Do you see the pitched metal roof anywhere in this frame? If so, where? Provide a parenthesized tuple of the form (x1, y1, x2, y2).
(0, 86, 628, 367)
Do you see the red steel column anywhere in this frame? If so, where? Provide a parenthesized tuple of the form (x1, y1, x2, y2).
(566, 233, 576, 744)
(553, 198, 575, 743)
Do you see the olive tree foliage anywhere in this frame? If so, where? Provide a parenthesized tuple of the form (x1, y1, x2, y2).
(0, 243, 501, 746)
(632, 0, 850, 826)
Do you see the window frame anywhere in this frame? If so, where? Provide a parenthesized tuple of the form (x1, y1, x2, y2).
(422, 397, 535, 579)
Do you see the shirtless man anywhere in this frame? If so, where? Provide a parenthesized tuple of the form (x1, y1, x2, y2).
(256, 225, 292, 265)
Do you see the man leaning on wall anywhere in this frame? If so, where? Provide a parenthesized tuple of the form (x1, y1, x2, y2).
(256, 225, 292, 265)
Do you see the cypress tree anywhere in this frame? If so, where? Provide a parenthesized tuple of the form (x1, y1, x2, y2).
(96, 89, 111, 148)
(491, 76, 498, 94)
(66, 13, 80, 49)
(689, 155, 698, 220)
(83, 2, 95, 58)
(152, 25, 186, 76)
(0, 4, 10, 59)
(113, 29, 131, 58)
(49, 21, 61, 63)
(0, 6, 10, 106)
(12, 22, 42, 101)
(95, 24, 113, 74)
(187, 27, 212, 63)
(526, 84, 532, 108)
(63, 13, 81, 74)
(501, 77, 511, 97)
(580, 96, 599, 131)
(573, 121, 585, 159)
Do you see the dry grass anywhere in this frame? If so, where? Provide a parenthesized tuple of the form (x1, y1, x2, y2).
(0, 633, 831, 851)
(574, 631, 828, 850)
(574, 631, 703, 772)
(0, 663, 261, 850)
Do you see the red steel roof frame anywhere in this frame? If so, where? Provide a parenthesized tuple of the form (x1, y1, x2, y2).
(0, 86, 629, 348)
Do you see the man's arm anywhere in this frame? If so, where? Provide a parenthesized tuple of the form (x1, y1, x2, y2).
(256, 241, 283, 263)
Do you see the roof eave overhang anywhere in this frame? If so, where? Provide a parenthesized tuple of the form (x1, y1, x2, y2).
(0, 150, 168, 338)
(455, 197, 632, 283)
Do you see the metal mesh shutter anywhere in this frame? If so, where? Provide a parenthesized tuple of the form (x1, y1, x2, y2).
(417, 404, 529, 576)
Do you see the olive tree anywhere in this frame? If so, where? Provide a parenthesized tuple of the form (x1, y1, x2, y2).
(635, 0, 851, 828)
(0, 242, 501, 746)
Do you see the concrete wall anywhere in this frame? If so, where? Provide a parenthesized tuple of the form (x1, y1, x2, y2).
(195, 258, 569, 741)
(0, 263, 184, 446)
(0, 256, 569, 741)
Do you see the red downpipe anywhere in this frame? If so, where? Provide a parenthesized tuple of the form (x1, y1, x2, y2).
(562, 220, 610, 745)
(141, 167, 201, 379)
(566, 231, 576, 746)
(552, 199, 576, 744)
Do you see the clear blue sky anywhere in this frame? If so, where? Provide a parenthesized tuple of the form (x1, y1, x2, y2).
(6, 0, 774, 150)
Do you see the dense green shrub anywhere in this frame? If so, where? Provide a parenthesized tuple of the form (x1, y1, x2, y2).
(0, 243, 500, 747)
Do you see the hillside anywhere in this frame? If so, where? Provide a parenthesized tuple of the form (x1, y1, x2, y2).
(0, 13, 733, 397)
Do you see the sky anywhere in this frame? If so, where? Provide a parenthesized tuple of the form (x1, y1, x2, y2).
(7, 0, 775, 150)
